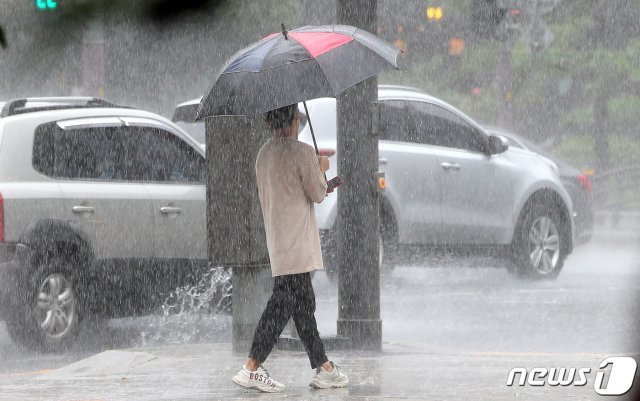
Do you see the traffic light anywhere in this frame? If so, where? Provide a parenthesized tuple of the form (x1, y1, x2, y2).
(426, 6, 443, 21)
(35, 0, 58, 10)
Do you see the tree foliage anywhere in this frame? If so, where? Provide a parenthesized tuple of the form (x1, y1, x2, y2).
(2, 0, 638, 168)
(379, 0, 640, 164)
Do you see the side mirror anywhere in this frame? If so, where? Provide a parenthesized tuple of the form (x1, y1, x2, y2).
(487, 135, 509, 155)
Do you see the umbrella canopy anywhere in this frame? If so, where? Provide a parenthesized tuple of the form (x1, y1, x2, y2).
(197, 24, 402, 120)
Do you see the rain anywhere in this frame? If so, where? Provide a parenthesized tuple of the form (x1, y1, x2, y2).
(0, 0, 639, 399)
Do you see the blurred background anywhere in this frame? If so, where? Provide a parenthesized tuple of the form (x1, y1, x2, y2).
(0, 0, 639, 206)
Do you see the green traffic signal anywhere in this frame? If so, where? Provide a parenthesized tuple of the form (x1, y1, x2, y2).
(36, 0, 58, 10)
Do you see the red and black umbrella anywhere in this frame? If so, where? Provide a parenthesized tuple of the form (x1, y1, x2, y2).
(197, 24, 402, 121)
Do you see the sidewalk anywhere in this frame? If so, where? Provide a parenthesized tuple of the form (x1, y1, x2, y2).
(0, 223, 637, 401)
(0, 342, 635, 401)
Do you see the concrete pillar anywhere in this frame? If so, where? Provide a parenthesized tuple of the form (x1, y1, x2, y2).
(231, 265, 272, 353)
(205, 116, 271, 353)
(336, 0, 382, 351)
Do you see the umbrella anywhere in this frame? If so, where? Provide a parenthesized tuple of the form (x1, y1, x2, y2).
(197, 24, 402, 153)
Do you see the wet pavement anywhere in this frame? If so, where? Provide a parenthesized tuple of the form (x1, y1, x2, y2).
(2, 342, 636, 401)
(0, 226, 639, 400)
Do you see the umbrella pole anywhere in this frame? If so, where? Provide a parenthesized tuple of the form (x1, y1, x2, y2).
(302, 101, 319, 155)
(302, 101, 330, 183)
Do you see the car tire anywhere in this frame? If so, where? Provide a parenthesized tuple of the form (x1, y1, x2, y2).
(325, 229, 394, 284)
(323, 203, 397, 283)
(7, 257, 80, 351)
(511, 204, 566, 280)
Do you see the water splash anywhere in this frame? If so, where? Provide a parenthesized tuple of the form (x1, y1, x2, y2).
(139, 265, 232, 346)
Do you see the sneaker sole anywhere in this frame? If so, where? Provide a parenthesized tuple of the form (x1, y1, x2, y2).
(309, 377, 349, 389)
(233, 375, 284, 393)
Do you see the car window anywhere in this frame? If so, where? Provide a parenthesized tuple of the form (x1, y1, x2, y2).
(33, 123, 204, 183)
(133, 127, 205, 183)
(33, 123, 129, 180)
(379, 101, 410, 142)
(32, 123, 56, 176)
(407, 101, 487, 153)
(53, 126, 133, 181)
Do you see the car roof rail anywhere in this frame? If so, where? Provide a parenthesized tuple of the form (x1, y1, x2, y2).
(0, 97, 124, 118)
(378, 84, 426, 93)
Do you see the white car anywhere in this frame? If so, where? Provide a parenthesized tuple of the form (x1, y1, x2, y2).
(172, 97, 205, 145)
(0, 97, 207, 350)
(173, 87, 575, 282)
(296, 86, 575, 280)
(486, 128, 593, 244)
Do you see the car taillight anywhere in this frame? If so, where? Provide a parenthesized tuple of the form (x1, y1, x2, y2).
(318, 148, 336, 157)
(0, 193, 4, 242)
(577, 174, 591, 193)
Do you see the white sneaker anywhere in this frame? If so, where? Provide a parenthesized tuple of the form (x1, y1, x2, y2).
(232, 365, 285, 393)
(309, 362, 349, 389)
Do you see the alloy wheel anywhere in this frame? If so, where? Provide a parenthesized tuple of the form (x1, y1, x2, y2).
(36, 273, 77, 339)
(527, 216, 560, 275)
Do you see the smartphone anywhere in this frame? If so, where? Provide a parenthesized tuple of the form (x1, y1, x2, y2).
(326, 176, 345, 192)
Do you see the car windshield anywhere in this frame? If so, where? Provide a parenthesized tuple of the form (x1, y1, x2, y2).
(495, 130, 552, 157)
(518, 136, 555, 159)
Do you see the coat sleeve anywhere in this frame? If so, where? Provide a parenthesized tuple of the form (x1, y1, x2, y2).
(299, 145, 327, 203)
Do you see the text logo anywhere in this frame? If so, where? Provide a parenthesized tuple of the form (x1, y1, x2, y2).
(593, 357, 637, 396)
(507, 356, 637, 396)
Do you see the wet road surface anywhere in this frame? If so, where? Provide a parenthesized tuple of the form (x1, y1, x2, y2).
(1, 226, 638, 379)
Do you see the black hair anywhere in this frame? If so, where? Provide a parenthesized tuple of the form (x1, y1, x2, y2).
(264, 104, 298, 130)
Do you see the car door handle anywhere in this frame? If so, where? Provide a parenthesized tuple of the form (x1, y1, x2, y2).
(378, 157, 388, 165)
(72, 205, 95, 213)
(441, 162, 461, 171)
(160, 206, 181, 214)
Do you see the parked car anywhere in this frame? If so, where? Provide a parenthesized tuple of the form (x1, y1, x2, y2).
(172, 88, 575, 282)
(0, 97, 208, 350)
(172, 97, 205, 145)
(486, 128, 593, 244)
(295, 85, 575, 280)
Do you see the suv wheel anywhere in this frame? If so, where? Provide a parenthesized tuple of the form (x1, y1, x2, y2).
(512, 204, 566, 279)
(7, 259, 80, 351)
(35, 272, 78, 342)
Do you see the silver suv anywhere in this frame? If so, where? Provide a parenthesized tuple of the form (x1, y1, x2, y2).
(0, 98, 207, 350)
(172, 88, 576, 280)
(297, 86, 575, 280)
